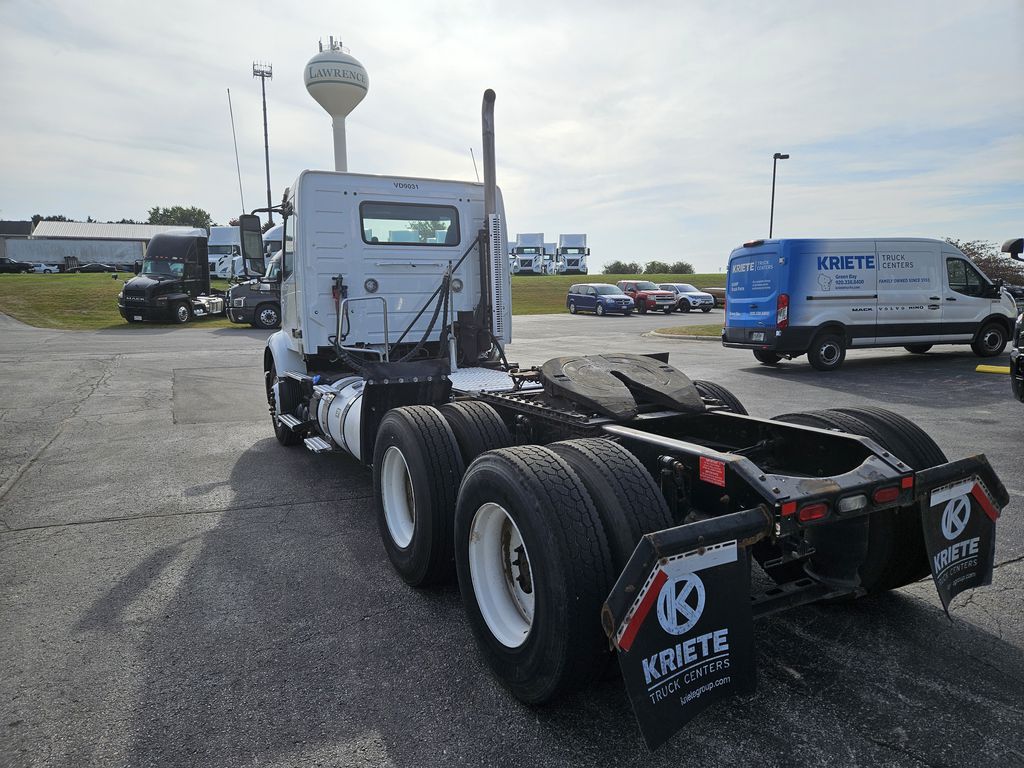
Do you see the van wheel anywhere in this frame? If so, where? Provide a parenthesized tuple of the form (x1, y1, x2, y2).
(807, 332, 846, 371)
(454, 446, 614, 703)
(753, 349, 782, 365)
(904, 344, 932, 354)
(568, 302, 577, 314)
(971, 322, 1007, 357)
(374, 406, 466, 587)
(693, 380, 748, 414)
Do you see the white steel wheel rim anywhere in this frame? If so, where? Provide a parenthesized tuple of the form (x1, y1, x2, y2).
(259, 307, 278, 326)
(981, 328, 1002, 351)
(381, 446, 416, 549)
(468, 502, 535, 649)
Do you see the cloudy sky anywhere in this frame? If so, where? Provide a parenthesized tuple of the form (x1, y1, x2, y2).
(1, 1, 1021, 272)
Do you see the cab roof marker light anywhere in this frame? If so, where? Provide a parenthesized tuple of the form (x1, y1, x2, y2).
(743, 239, 765, 248)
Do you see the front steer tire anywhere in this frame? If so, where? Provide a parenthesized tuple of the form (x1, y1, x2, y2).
(266, 365, 302, 447)
(454, 446, 615, 704)
(374, 406, 466, 587)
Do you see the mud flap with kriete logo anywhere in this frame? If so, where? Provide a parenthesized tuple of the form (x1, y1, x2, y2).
(921, 474, 1000, 615)
(609, 540, 757, 751)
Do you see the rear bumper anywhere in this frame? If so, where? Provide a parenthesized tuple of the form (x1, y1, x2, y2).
(722, 325, 817, 352)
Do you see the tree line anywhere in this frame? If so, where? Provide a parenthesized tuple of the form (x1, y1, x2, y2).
(31, 206, 216, 230)
(603, 260, 695, 275)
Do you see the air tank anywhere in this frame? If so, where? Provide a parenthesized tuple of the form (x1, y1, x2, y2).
(304, 37, 369, 171)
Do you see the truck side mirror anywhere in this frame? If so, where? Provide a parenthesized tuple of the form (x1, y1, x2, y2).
(1002, 237, 1023, 263)
(133, 260, 141, 275)
(239, 215, 266, 276)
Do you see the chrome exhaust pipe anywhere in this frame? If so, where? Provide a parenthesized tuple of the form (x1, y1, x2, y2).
(482, 89, 496, 219)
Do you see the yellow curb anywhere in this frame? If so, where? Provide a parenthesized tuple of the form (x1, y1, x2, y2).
(975, 365, 1011, 374)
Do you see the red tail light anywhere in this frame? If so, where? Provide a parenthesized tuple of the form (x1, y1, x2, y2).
(873, 485, 901, 504)
(776, 293, 789, 329)
(797, 502, 829, 522)
(900, 475, 914, 490)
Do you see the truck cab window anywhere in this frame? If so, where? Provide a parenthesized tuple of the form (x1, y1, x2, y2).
(946, 258, 985, 297)
(360, 202, 460, 246)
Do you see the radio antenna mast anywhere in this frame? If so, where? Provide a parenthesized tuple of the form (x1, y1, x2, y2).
(469, 147, 480, 182)
(227, 88, 245, 213)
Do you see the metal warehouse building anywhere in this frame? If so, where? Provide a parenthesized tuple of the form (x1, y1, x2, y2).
(4, 222, 200, 268)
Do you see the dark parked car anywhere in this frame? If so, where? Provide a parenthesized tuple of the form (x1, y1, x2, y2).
(77, 263, 118, 273)
(566, 283, 634, 316)
(659, 282, 715, 313)
(1011, 313, 1023, 403)
(0, 257, 34, 273)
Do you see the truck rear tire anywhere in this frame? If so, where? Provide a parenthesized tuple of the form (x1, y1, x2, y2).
(373, 406, 465, 587)
(438, 401, 512, 465)
(548, 439, 674, 569)
(971, 322, 1008, 357)
(454, 446, 615, 704)
(253, 303, 280, 329)
(753, 349, 782, 366)
(693, 380, 748, 415)
(807, 332, 846, 371)
(767, 407, 946, 593)
(172, 302, 191, 324)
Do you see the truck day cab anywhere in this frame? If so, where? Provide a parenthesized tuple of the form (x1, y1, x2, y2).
(555, 233, 589, 275)
(240, 90, 1008, 749)
(723, 238, 1018, 370)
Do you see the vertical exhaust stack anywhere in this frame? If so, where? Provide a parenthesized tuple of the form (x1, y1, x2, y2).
(477, 90, 497, 339)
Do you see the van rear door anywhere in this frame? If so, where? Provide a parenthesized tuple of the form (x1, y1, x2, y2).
(724, 243, 782, 344)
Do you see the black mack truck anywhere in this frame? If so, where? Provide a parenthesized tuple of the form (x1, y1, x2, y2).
(117, 232, 225, 324)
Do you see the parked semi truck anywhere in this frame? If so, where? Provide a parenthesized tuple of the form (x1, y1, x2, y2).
(117, 232, 225, 324)
(511, 232, 545, 274)
(556, 233, 589, 274)
(240, 90, 1007, 750)
(226, 253, 282, 329)
(208, 225, 242, 277)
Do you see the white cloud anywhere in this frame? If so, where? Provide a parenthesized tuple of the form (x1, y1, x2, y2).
(0, 0, 1020, 271)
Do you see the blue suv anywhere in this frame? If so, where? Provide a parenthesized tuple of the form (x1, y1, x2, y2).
(566, 283, 634, 316)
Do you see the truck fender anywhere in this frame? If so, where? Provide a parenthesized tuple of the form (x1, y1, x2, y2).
(264, 330, 305, 378)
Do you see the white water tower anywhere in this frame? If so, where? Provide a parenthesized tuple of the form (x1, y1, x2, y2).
(304, 37, 369, 171)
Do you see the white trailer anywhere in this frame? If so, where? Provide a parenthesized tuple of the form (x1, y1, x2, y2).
(239, 87, 1008, 751)
(556, 233, 589, 274)
(511, 232, 545, 275)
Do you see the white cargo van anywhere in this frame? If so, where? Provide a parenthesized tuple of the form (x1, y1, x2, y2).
(723, 238, 1018, 370)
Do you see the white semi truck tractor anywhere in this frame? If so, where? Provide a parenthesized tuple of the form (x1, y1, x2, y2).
(240, 87, 1008, 749)
(556, 233, 589, 274)
(510, 232, 545, 274)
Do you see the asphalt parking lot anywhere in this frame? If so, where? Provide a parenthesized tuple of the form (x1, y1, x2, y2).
(1, 310, 1022, 768)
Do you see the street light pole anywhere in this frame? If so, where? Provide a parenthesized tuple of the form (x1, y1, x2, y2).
(769, 152, 789, 238)
(253, 61, 274, 226)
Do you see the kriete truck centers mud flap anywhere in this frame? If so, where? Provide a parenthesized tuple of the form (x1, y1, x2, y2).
(602, 459, 1005, 751)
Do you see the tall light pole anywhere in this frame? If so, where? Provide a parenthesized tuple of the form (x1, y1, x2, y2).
(253, 61, 274, 225)
(769, 151, 789, 238)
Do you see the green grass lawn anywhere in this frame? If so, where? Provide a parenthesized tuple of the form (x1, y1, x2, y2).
(0, 271, 727, 331)
(0, 273, 236, 330)
(653, 323, 723, 337)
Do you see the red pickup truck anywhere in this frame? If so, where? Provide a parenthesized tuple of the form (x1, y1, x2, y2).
(616, 280, 676, 314)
